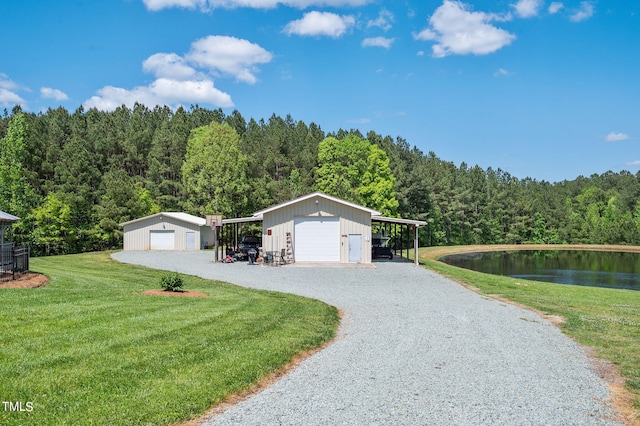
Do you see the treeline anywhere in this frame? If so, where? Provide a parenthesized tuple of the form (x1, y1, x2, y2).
(1, 104, 639, 256)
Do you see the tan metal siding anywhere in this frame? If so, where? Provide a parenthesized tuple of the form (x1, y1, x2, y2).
(122, 216, 202, 251)
(340, 209, 371, 263)
(262, 197, 371, 263)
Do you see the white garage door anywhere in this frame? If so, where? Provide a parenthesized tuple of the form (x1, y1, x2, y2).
(150, 230, 175, 250)
(294, 217, 340, 262)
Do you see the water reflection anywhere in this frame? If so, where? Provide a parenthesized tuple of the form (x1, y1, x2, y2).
(440, 250, 640, 291)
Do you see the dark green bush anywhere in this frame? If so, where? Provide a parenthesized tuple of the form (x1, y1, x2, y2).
(160, 272, 184, 292)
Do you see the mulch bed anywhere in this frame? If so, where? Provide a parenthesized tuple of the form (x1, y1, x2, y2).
(0, 273, 49, 289)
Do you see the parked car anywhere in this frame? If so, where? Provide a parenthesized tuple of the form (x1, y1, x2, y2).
(237, 235, 262, 259)
(371, 234, 393, 259)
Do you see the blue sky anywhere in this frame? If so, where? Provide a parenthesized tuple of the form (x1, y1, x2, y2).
(1, 0, 638, 183)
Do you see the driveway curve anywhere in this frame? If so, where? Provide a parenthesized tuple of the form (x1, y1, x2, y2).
(113, 251, 622, 425)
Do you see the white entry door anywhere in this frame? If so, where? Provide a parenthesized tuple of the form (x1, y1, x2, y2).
(348, 234, 362, 262)
(150, 230, 175, 250)
(294, 217, 340, 262)
(186, 232, 196, 250)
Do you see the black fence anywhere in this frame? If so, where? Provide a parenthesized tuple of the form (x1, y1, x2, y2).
(0, 244, 30, 283)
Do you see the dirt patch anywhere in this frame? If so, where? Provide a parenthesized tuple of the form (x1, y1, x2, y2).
(588, 349, 639, 426)
(141, 289, 208, 298)
(0, 273, 49, 289)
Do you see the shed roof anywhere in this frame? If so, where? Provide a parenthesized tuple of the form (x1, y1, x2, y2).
(252, 192, 381, 217)
(372, 216, 428, 227)
(120, 212, 206, 227)
(0, 211, 20, 222)
(221, 216, 263, 225)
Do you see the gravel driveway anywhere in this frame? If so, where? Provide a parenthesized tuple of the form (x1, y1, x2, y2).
(113, 251, 622, 425)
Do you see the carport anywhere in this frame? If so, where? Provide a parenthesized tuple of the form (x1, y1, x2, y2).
(218, 216, 263, 256)
(217, 193, 427, 266)
(371, 216, 427, 266)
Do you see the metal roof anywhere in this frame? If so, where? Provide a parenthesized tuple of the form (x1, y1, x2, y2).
(372, 216, 428, 227)
(252, 192, 381, 217)
(120, 212, 206, 227)
(0, 211, 20, 221)
(221, 216, 263, 225)
(218, 194, 429, 227)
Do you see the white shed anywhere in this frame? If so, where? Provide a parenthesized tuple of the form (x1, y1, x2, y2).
(255, 192, 380, 264)
(120, 212, 215, 251)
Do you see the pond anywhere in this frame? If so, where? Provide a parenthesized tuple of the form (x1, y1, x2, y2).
(439, 250, 640, 291)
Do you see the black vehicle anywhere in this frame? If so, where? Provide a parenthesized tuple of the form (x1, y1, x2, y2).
(237, 235, 261, 259)
(371, 234, 393, 260)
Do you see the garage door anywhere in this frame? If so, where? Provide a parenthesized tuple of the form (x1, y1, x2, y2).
(294, 217, 340, 262)
(150, 230, 175, 250)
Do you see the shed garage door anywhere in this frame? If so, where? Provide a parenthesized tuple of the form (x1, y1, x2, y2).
(150, 230, 175, 250)
(294, 217, 339, 262)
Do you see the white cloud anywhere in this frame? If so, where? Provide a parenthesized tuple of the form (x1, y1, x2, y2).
(347, 117, 371, 124)
(493, 68, 512, 77)
(185, 35, 273, 84)
(416, 50, 425, 56)
(83, 79, 233, 111)
(284, 11, 355, 38)
(142, 0, 369, 11)
(548, 2, 564, 14)
(414, 1, 516, 58)
(0, 73, 19, 90)
(84, 35, 273, 111)
(142, 53, 198, 80)
(605, 132, 630, 142)
(570, 1, 594, 22)
(40, 87, 69, 101)
(512, 0, 543, 18)
(362, 37, 394, 49)
(143, 0, 206, 11)
(0, 88, 25, 108)
(0, 73, 27, 107)
(367, 9, 394, 31)
(626, 160, 640, 167)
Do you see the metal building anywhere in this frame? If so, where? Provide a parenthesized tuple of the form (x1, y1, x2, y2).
(256, 192, 380, 264)
(120, 212, 215, 251)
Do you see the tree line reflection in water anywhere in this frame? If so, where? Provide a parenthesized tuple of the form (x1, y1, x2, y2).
(440, 250, 640, 291)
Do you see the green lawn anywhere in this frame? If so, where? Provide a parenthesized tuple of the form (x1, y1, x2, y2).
(418, 246, 640, 423)
(0, 252, 339, 426)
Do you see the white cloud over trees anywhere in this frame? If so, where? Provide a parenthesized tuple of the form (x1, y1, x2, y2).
(0, 74, 26, 108)
(40, 88, 69, 101)
(186, 36, 273, 84)
(84, 35, 272, 111)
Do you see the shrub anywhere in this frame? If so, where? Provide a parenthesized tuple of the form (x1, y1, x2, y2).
(160, 272, 184, 292)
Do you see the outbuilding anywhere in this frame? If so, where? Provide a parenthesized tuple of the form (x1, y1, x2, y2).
(255, 192, 381, 264)
(120, 212, 215, 251)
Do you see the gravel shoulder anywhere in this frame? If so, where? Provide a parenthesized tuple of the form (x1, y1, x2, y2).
(113, 251, 623, 425)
